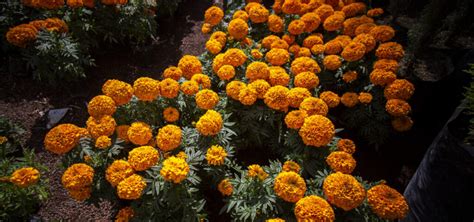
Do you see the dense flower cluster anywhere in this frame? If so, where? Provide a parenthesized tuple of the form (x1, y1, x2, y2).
(6, 18, 68, 47)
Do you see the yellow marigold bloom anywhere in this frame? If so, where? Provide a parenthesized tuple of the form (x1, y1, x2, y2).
(156, 125, 182, 151)
(128, 146, 159, 171)
(248, 79, 271, 99)
(251, 49, 263, 60)
(68, 187, 91, 202)
(342, 70, 358, 83)
(282, 160, 301, 173)
(264, 85, 290, 111)
(370, 69, 397, 86)
(160, 78, 180, 98)
(201, 23, 212, 34)
(326, 151, 356, 174)
(228, 18, 249, 40)
(274, 171, 306, 203)
(289, 44, 301, 55)
(246, 62, 269, 81)
(217, 65, 235, 81)
(355, 23, 377, 35)
(10, 167, 40, 188)
(315, 4, 334, 22)
(115, 206, 134, 222)
(367, 8, 384, 17)
(370, 25, 395, 42)
(288, 87, 311, 108)
(196, 110, 223, 136)
(102, 79, 134, 106)
(294, 71, 319, 90)
(341, 92, 359, 108)
(178, 55, 202, 79)
(299, 115, 335, 147)
(291, 57, 321, 75)
(44, 123, 84, 154)
(6, 24, 37, 47)
(311, 44, 325, 55)
(218, 178, 233, 196)
(367, 184, 409, 220)
(300, 97, 328, 116)
(163, 66, 182, 81)
(126, 122, 152, 146)
(267, 14, 284, 33)
(294, 195, 335, 222)
(233, 10, 249, 22)
(282, 34, 295, 45)
(323, 13, 345, 31)
(210, 31, 227, 46)
(320, 91, 340, 108)
(266, 48, 290, 66)
(180, 81, 200, 95)
(323, 55, 342, 71)
(133, 77, 160, 101)
(106, 160, 134, 187)
(224, 48, 247, 67)
(288, 19, 306, 35)
(386, 99, 411, 117)
(392, 116, 414, 132)
(175, 151, 187, 160)
(239, 86, 258, 105)
(282, 0, 301, 14)
(206, 39, 222, 54)
(384, 79, 415, 100)
(303, 35, 323, 49)
(62, 163, 94, 190)
(353, 34, 376, 53)
(301, 12, 321, 33)
(341, 2, 366, 17)
(160, 156, 189, 183)
(266, 218, 285, 222)
(95, 135, 111, 149)
(0, 136, 7, 144)
(196, 89, 219, 110)
(206, 145, 227, 166)
(117, 174, 146, 200)
(323, 172, 365, 211)
(337, 138, 356, 154)
(204, 6, 224, 26)
(247, 164, 268, 180)
(268, 66, 290, 86)
(323, 40, 342, 55)
(248, 3, 269, 23)
(358, 92, 373, 104)
(376, 42, 404, 61)
(226, 80, 246, 100)
(191, 73, 211, 89)
(343, 16, 374, 37)
(163, 107, 179, 123)
(285, 110, 308, 129)
(296, 47, 311, 58)
(373, 59, 399, 72)
(341, 42, 366, 62)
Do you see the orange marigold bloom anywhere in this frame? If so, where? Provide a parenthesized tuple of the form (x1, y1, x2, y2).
(228, 19, 249, 40)
(163, 66, 183, 81)
(315, 4, 334, 22)
(218, 179, 233, 196)
(282, 0, 302, 14)
(204, 6, 224, 26)
(370, 69, 397, 86)
(238, 86, 258, 105)
(233, 10, 249, 22)
(353, 33, 376, 53)
(367, 8, 384, 17)
(323, 55, 342, 70)
(248, 79, 271, 99)
(226, 80, 246, 100)
(160, 78, 180, 98)
(116, 125, 130, 143)
(271, 39, 289, 50)
(323, 172, 366, 211)
(303, 35, 323, 49)
(156, 124, 182, 151)
(386, 99, 411, 117)
(206, 39, 222, 54)
(320, 91, 340, 108)
(343, 16, 374, 37)
(342, 70, 358, 83)
(367, 184, 409, 220)
(251, 49, 264, 60)
(285, 110, 308, 129)
(196, 110, 223, 136)
(294, 71, 319, 89)
(217, 65, 235, 81)
(376, 42, 404, 60)
(62, 163, 94, 190)
(247, 164, 268, 180)
(294, 195, 335, 221)
(224, 48, 247, 67)
(384, 79, 415, 100)
(301, 12, 321, 32)
(206, 145, 227, 166)
(86, 115, 116, 138)
(133, 77, 160, 101)
(268, 66, 290, 86)
(117, 174, 146, 200)
(296, 47, 311, 57)
(180, 81, 199, 95)
(274, 171, 307, 203)
(87, 95, 116, 118)
(272, 0, 283, 13)
(128, 146, 159, 171)
(178, 55, 202, 79)
(288, 87, 311, 108)
(10, 167, 40, 188)
(246, 61, 270, 81)
(291, 57, 321, 75)
(288, 19, 306, 35)
(311, 44, 326, 55)
(249, 3, 269, 23)
(324, 40, 342, 55)
(68, 187, 91, 202)
(201, 23, 212, 34)
(358, 92, 373, 104)
(373, 59, 399, 73)
(163, 107, 180, 122)
(341, 92, 359, 107)
(106, 160, 134, 187)
(102, 79, 134, 106)
(245, 2, 260, 12)
(355, 23, 377, 35)
(289, 44, 301, 55)
(267, 14, 284, 33)
(299, 115, 335, 147)
(95, 136, 111, 149)
(262, 35, 280, 49)
(323, 13, 345, 31)
(282, 34, 295, 45)
(160, 156, 189, 183)
(6, 24, 38, 47)
(337, 138, 356, 154)
(326, 151, 356, 174)
(341, 2, 366, 18)
(392, 116, 414, 132)
(44, 124, 84, 154)
(341, 42, 366, 62)
(115, 206, 134, 222)
(370, 25, 395, 42)
(264, 85, 290, 111)
(300, 97, 328, 116)
(282, 160, 301, 173)
(266, 48, 290, 66)
(191, 73, 211, 89)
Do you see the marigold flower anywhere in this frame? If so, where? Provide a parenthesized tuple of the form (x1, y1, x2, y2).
(247, 164, 268, 180)
(291, 57, 321, 75)
(299, 115, 335, 147)
(43, 18, 69, 33)
(115, 206, 134, 222)
(367, 8, 384, 17)
(102, 79, 134, 106)
(245, 2, 260, 12)
(233, 10, 249, 22)
(205, 6, 224, 26)
(282, 0, 302, 14)
(274, 171, 306, 203)
(265, 48, 290, 66)
(239, 86, 258, 105)
(0, 136, 7, 145)
(282, 160, 301, 173)
(289, 44, 301, 55)
(343, 16, 374, 37)
(282, 34, 295, 45)
(210, 31, 227, 46)
(62, 163, 94, 190)
(156, 124, 182, 151)
(68, 187, 91, 202)
(351, 34, 375, 53)
(224, 48, 247, 67)
(323, 172, 366, 211)
(160, 156, 189, 183)
(202, 23, 212, 34)
(127, 122, 152, 146)
(268, 66, 290, 86)
(376, 42, 404, 60)
(337, 138, 356, 154)
(262, 35, 280, 49)
(226, 81, 246, 100)
(248, 79, 271, 99)
(271, 39, 289, 50)
(133, 77, 160, 101)
(128, 146, 159, 171)
(358, 92, 373, 104)
(10, 167, 40, 188)
(94, 135, 111, 149)
(248, 3, 269, 23)
(294, 195, 335, 221)
(301, 12, 321, 32)
(206, 145, 227, 166)
(300, 97, 328, 116)
(340, 92, 359, 108)
(323, 13, 345, 31)
(370, 69, 397, 86)
(160, 78, 180, 98)
(341, 70, 357, 83)
(392, 116, 414, 132)
(288, 87, 311, 108)
(206, 39, 222, 54)
(251, 49, 264, 59)
(163, 107, 180, 123)
(311, 44, 326, 55)
(106, 160, 134, 187)
(373, 59, 399, 73)
(6, 24, 37, 47)
(216, 65, 235, 81)
(178, 55, 202, 79)
(196, 110, 223, 136)
(355, 23, 377, 35)
(323, 55, 342, 70)
(324, 40, 343, 55)
(315, 4, 334, 22)
(326, 151, 356, 174)
(195, 89, 219, 110)
(180, 81, 200, 95)
(285, 110, 308, 129)
(288, 19, 306, 35)
(302, 35, 323, 49)
(267, 14, 284, 33)
(44, 123, 84, 154)
(320, 91, 340, 108)
(191, 74, 211, 89)
(228, 19, 249, 40)
(386, 99, 411, 117)
(384, 79, 415, 100)
(341, 42, 366, 62)
(246, 62, 270, 81)
(341, 2, 366, 17)
(264, 85, 290, 111)
(370, 25, 395, 42)
(117, 174, 146, 200)
(367, 184, 409, 220)
(295, 47, 311, 58)
(266, 218, 285, 222)
(218, 179, 233, 196)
